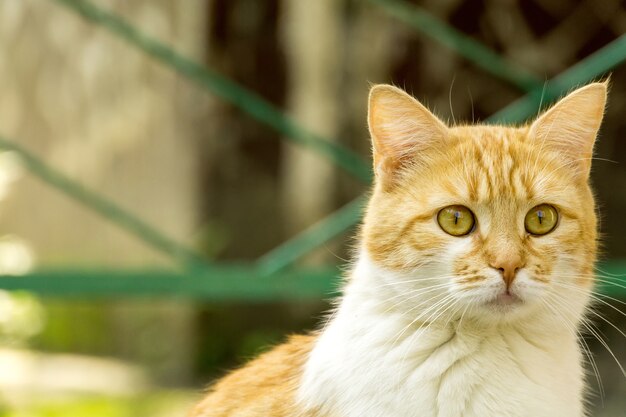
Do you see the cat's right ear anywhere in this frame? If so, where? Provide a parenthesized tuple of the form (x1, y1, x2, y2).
(368, 85, 447, 185)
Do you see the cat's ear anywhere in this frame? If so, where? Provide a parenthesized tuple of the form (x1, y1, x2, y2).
(368, 85, 447, 184)
(528, 82, 608, 179)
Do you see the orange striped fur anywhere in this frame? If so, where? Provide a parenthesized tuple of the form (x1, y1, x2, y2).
(188, 335, 324, 417)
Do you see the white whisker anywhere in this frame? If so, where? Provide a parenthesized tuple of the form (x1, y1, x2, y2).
(541, 296, 605, 400)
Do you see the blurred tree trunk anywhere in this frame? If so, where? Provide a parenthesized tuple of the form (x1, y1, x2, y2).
(200, 0, 286, 260)
(280, 0, 343, 252)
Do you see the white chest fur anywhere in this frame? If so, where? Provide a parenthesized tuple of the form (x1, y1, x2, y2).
(297, 258, 585, 417)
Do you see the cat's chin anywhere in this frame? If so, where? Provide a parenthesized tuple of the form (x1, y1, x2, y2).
(485, 291, 524, 311)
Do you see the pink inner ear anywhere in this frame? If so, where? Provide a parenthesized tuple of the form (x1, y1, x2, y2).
(368, 85, 447, 180)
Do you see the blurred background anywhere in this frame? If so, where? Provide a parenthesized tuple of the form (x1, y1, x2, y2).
(0, 0, 625, 416)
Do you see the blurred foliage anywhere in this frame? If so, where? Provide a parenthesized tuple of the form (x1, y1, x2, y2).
(29, 300, 191, 385)
(31, 302, 108, 355)
(194, 302, 327, 382)
(0, 291, 44, 347)
(193, 220, 231, 260)
(0, 391, 195, 417)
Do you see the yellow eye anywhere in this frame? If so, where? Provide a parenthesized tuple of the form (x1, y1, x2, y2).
(525, 204, 558, 235)
(437, 205, 475, 236)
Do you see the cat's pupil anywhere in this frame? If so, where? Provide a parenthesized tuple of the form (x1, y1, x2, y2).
(454, 211, 461, 224)
(537, 210, 544, 224)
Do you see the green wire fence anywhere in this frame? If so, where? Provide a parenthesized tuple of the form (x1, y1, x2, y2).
(0, 0, 625, 300)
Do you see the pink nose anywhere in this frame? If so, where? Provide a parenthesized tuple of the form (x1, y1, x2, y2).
(490, 254, 524, 289)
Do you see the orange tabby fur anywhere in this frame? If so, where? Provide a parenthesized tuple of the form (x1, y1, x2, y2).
(188, 335, 321, 417)
(189, 82, 606, 417)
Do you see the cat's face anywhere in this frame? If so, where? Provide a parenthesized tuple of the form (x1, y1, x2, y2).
(362, 83, 607, 324)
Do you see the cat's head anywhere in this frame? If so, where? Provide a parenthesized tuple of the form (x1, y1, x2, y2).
(361, 82, 607, 324)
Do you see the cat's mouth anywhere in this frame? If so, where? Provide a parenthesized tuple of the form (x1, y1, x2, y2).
(486, 291, 523, 309)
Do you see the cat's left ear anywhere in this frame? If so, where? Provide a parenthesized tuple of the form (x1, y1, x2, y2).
(528, 81, 608, 179)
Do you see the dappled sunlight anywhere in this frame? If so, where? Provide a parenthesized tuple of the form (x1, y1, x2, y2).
(0, 236, 34, 276)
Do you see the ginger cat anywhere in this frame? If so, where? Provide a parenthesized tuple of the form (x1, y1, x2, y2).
(190, 81, 608, 417)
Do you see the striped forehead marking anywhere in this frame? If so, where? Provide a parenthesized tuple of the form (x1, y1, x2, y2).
(456, 131, 538, 203)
